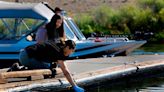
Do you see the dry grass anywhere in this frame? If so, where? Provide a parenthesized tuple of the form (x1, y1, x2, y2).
(3, 0, 136, 16)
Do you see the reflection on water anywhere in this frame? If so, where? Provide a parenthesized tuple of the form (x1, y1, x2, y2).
(87, 74, 164, 92)
(140, 43, 164, 52)
(130, 43, 164, 55)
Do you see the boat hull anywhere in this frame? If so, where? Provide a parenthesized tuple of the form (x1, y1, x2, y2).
(70, 40, 146, 58)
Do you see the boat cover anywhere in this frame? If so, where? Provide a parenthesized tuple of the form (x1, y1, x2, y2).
(0, 1, 54, 21)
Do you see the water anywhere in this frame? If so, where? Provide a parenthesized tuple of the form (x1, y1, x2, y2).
(130, 43, 164, 55)
(29, 73, 164, 92)
(87, 76, 164, 92)
(27, 43, 164, 92)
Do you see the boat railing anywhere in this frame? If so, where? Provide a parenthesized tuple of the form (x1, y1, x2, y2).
(87, 37, 129, 42)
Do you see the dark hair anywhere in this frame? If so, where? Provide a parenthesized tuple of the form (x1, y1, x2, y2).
(65, 40, 76, 49)
(54, 7, 62, 12)
(46, 14, 64, 40)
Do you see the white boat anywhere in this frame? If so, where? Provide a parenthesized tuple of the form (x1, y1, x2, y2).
(0, 1, 146, 67)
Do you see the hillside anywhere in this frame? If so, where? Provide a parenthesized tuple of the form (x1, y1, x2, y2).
(4, 0, 136, 16)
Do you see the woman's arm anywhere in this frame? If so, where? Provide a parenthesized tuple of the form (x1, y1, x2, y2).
(62, 31, 66, 40)
(57, 60, 85, 92)
(35, 27, 47, 44)
(57, 60, 76, 86)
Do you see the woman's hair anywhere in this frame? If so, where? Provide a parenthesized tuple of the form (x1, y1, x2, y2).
(46, 14, 64, 40)
(54, 7, 62, 13)
(65, 40, 76, 49)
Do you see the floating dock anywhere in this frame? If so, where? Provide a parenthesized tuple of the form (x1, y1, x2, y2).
(1, 55, 164, 92)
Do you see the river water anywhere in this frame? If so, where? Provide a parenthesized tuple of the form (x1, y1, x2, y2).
(87, 74, 164, 92)
(130, 43, 164, 55)
(28, 43, 164, 92)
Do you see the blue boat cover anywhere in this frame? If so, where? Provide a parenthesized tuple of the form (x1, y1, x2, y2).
(0, 1, 54, 21)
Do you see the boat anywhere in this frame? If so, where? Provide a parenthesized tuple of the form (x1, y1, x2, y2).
(0, 1, 146, 67)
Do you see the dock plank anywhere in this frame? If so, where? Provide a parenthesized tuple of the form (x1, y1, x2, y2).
(0, 69, 51, 78)
(0, 68, 63, 84)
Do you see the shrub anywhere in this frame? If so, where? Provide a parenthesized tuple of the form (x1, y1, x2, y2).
(74, 0, 164, 42)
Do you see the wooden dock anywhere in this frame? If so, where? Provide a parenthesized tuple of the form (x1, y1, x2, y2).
(0, 69, 52, 84)
(1, 55, 164, 92)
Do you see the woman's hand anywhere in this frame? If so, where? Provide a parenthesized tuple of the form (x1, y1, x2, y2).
(73, 85, 85, 92)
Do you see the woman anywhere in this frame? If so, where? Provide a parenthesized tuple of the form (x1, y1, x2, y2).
(19, 40, 84, 92)
(36, 14, 66, 44)
(36, 14, 66, 70)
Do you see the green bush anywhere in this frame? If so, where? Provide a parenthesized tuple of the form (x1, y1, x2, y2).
(74, 0, 164, 42)
(159, 8, 164, 20)
(154, 30, 164, 42)
(138, 0, 164, 13)
(74, 13, 94, 36)
(92, 5, 112, 28)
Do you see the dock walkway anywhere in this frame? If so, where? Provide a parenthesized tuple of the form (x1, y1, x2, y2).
(1, 55, 164, 92)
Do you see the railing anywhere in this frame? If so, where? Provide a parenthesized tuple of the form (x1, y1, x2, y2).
(87, 37, 129, 42)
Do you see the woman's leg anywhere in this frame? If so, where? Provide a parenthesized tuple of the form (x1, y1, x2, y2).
(19, 49, 50, 69)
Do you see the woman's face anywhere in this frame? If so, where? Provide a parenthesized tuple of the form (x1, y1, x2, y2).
(56, 19, 62, 29)
(63, 46, 75, 56)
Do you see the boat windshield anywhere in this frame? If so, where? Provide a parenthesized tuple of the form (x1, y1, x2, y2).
(0, 18, 45, 41)
(65, 18, 86, 40)
(64, 20, 78, 41)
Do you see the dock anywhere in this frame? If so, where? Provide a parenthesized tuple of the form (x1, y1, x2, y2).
(1, 55, 164, 92)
